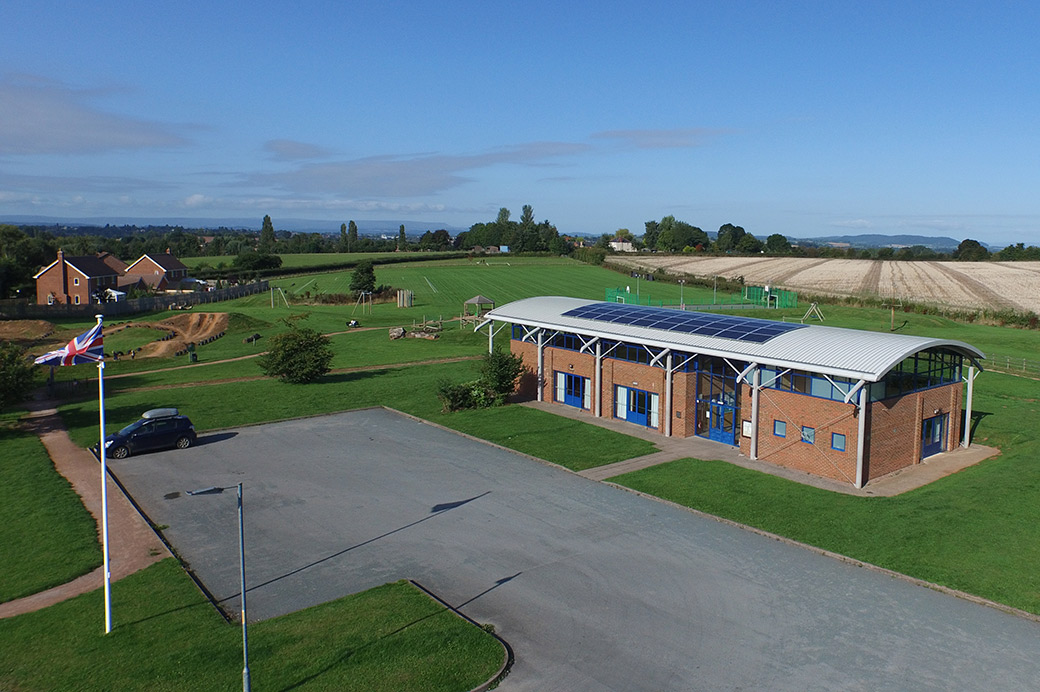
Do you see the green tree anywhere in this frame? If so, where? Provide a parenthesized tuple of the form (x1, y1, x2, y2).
(232, 250, 282, 271)
(398, 225, 407, 251)
(643, 220, 660, 250)
(478, 347, 526, 403)
(348, 220, 358, 251)
(656, 216, 708, 252)
(259, 215, 276, 253)
(714, 223, 746, 253)
(349, 260, 376, 294)
(0, 342, 37, 411)
(258, 317, 333, 384)
(736, 233, 764, 253)
(765, 233, 791, 254)
(520, 204, 535, 229)
(953, 238, 990, 261)
(339, 223, 348, 252)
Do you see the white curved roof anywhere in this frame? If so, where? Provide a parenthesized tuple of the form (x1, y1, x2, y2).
(486, 296, 984, 382)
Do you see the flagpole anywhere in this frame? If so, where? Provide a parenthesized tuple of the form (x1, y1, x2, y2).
(96, 313, 112, 634)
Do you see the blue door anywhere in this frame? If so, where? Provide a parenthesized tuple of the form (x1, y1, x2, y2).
(615, 386, 659, 429)
(556, 372, 588, 409)
(922, 414, 947, 458)
(708, 401, 737, 445)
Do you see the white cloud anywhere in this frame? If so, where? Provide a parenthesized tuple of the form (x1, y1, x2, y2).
(247, 141, 590, 197)
(0, 73, 188, 155)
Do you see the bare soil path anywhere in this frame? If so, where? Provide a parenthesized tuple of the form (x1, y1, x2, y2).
(0, 398, 169, 619)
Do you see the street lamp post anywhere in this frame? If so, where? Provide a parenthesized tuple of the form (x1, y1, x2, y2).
(678, 279, 685, 309)
(187, 484, 251, 692)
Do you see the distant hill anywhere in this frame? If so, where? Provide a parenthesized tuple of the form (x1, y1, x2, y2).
(0, 215, 467, 235)
(793, 234, 981, 251)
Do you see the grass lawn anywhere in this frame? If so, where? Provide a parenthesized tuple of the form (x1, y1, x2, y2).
(59, 358, 656, 470)
(0, 419, 100, 602)
(613, 370, 1040, 614)
(0, 559, 504, 692)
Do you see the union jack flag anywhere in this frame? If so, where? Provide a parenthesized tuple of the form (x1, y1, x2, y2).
(35, 321, 104, 366)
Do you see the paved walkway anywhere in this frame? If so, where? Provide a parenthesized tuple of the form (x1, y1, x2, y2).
(0, 398, 169, 619)
(521, 399, 999, 495)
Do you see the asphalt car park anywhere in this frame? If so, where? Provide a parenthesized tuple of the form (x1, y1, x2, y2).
(109, 408, 1040, 691)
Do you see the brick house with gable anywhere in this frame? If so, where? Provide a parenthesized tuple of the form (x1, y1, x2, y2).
(123, 251, 190, 292)
(33, 250, 120, 306)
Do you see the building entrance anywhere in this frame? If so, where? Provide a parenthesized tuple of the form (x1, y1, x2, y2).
(922, 413, 947, 459)
(694, 360, 741, 446)
(615, 386, 659, 429)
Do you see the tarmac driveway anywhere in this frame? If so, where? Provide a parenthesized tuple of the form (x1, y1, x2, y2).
(110, 408, 1040, 691)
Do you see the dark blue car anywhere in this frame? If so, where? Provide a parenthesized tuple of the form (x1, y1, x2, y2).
(101, 408, 196, 459)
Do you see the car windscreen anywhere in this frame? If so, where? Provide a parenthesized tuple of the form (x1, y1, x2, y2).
(117, 419, 148, 436)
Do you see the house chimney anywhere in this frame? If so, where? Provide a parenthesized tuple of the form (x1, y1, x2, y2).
(58, 248, 69, 302)
(166, 247, 172, 255)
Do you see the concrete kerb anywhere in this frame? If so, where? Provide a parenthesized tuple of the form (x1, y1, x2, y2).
(408, 579, 515, 692)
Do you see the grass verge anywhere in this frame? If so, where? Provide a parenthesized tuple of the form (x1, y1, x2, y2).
(612, 371, 1040, 614)
(0, 559, 504, 692)
(0, 420, 100, 603)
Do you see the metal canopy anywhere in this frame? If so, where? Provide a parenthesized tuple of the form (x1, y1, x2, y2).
(486, 296, 985, 382)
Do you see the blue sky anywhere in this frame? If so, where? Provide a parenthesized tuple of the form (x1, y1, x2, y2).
(1, 1, 1038, 244)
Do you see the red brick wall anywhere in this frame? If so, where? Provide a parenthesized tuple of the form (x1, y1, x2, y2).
(511, 338, 966, 487)
(866, 382, 963, 479)
(740, 385, 860, 484)
(35, 264, 96, 305)
(510, 339, 692, 434)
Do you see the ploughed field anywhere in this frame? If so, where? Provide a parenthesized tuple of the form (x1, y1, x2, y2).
(611, 256, 1040, 314)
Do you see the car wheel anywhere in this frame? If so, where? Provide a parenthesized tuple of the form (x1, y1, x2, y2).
(175, 436, 192, 449)
(111, 446, 130, 459)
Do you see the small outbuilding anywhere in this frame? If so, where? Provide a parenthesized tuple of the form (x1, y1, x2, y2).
(463, 295, 495, 322)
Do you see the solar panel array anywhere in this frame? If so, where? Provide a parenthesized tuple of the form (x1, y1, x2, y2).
(561, 303, 808, 343)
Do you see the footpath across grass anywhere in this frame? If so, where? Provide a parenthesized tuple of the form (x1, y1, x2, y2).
(0, 559, 505, 692)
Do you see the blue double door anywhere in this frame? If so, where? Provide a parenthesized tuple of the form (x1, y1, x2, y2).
(615, 385, 660, 429)
(556, 372, 591, 410)
(694, 368, 740, 446)
(922, 413, 947, 459)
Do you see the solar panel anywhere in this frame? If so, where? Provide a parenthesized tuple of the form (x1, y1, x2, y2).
(562, 303, 807, 343)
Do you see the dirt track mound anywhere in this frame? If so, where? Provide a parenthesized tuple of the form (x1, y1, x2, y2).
(137, 313, 230, 358)
(0, 320, 57, 348)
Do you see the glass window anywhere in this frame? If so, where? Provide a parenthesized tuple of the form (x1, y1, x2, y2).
(832, 433, 846, 452)
(773, 420, 786, 437)
(801, 426, 815, 444)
